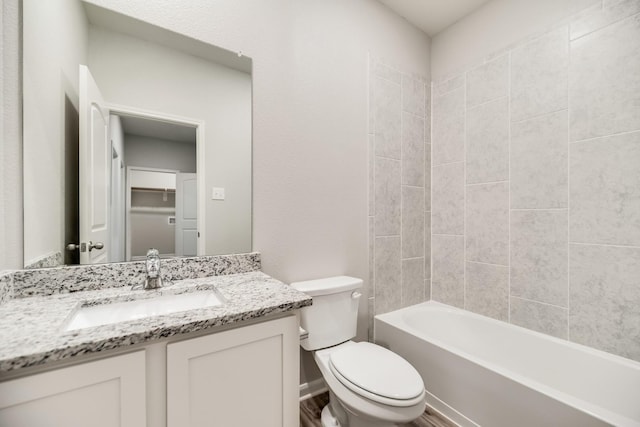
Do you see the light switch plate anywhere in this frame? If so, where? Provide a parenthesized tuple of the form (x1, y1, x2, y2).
(212, 187, 225, 200)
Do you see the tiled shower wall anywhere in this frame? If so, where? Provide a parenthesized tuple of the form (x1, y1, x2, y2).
(368, 57, 431, 339)
(431, 0, 640, 362)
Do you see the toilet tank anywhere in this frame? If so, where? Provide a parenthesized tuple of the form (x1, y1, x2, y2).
(291, 276, 363, 351)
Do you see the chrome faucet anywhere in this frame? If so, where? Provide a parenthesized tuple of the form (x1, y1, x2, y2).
(143, 248, 164, 290)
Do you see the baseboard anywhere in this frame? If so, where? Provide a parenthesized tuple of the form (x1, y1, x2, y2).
(425, 389, 478, 427)
(299, 378, 328, 401)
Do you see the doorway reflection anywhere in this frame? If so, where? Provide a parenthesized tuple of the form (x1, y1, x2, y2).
(109, 114, 197, 262)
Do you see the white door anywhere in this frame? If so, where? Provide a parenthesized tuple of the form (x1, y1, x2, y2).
(175, 173, 197, 256)
(79, 65, 110, 264)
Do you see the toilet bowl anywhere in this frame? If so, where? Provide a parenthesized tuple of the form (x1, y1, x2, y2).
(315, 341, 426, 427)
(292, 276, 426, 427)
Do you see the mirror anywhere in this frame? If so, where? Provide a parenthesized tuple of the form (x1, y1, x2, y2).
(22, 0, 252, 268)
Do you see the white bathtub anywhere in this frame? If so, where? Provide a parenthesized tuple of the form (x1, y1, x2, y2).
(375, 301, 640, 427)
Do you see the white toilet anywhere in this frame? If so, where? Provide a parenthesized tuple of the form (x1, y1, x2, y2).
(292, 276, 426, 427)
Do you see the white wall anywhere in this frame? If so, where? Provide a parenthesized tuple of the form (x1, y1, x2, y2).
(82, 0, 430, 285)
(88, 25, 252, 257)
(431, 0, 599, 80)
(84, 0, 430, 385)
(2, 0, 430, 383)
(0, 0, 22, 271)
(124, 135, 196, 173)
(109, 115, 125, 262)
(22, 0, 89, 266)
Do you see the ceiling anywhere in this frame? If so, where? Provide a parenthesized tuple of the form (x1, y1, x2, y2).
(119, 115, 196, 144)
(84, 2, 252, 74)
(377, 0, 493, 35)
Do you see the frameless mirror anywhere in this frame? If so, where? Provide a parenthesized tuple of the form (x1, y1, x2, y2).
(22, 0, 252, 267)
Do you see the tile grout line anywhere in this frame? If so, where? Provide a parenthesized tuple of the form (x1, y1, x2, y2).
(376, 154, 402, 162)
(507, 50, 512, 324)
(463, 71, 468, 310)
(569, 128, 640, 145)
(466, 180, 509, 187)
(466, 94, 509, 112)
(371, 71, 402, 87)
(570, 7, 640, 43)
(432, 160, 465, 168)
(511, 295, 569, 311)
(430, 81, 434, 302)
(423, 80, 427, 302)
(369, 53, 376, 325)
(467, 260, 509, 268)
(511, 208, 568, 211)
(400, 70, 404, 308)
(570, 241, 640, 250)
(510, 107, 568, 124)
(464, 52, 510, 77)
(567, 26, 571, 342)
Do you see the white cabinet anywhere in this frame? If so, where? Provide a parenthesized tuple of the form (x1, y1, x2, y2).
(167, 315, 299, 427)
(0, 351, 146, 427)
(0, 314, 299, 427)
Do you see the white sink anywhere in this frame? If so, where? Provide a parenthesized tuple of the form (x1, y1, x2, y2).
(64, 291, 225, 331)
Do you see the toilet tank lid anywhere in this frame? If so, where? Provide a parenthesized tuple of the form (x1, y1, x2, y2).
(290, 276, 362, 296)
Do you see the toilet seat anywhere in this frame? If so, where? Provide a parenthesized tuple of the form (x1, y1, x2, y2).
(328, 342, 425, 407)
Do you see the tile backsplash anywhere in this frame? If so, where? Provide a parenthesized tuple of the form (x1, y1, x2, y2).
(430, 1, 640, 362)
(2, 253, 261, 300)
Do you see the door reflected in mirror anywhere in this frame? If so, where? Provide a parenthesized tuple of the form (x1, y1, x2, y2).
(113, 114, 198, 262)
(23, 0, 252, 268)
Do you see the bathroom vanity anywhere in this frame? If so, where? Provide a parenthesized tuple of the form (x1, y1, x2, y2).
(0, 254, 311, 427)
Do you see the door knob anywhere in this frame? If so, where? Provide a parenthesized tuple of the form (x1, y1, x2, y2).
(66, 243, 80, 251)
(88, 241, 104, 251)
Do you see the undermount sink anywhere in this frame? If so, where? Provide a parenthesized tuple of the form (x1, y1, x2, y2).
(64, 290, 225, 331)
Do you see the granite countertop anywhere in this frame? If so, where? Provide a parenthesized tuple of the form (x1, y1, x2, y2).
(0, 271, 312, 374)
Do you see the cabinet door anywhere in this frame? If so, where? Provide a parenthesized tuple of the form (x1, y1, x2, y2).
(0, 351, 146, 427)
(167, 315, 299, 427)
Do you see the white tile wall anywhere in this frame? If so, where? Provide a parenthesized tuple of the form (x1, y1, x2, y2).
(569, 12, 640, 140)
(511, 110, 568, 209)
(429, 2, 640, 362)
(432, 235, 465, 308)
(432, 162, 465, 235)
(466, 182, 509, 265)
(432, 86, 465, 165)
(466, 97, 509, 184)
(465, 262, 509, 321)
(570, 131, 640, 246)
(368, 58, 430, 329)
(510, 27, 569, 122)
(569, 244, 640, 360)
(510, 210, 568, 307)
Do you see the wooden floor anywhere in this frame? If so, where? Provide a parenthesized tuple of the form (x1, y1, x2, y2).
(300, 392, 457, 427)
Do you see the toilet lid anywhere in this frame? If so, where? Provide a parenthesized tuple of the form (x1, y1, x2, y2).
(329, 342, 424, 405)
